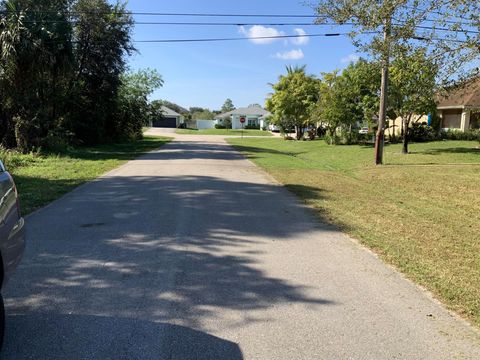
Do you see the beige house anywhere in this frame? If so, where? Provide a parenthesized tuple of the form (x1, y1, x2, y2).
(437, 77, 480, 131)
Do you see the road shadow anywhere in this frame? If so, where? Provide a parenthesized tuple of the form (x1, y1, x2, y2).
(3, 314, 243, 360)
(230, 144, 307, 158)
(4, 172, 335, 357)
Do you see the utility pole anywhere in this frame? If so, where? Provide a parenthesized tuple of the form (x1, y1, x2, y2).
(374, 16, 391, 165)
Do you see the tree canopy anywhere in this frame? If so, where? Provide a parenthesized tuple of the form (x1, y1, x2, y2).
(221, 99, 235, 113)
(266, 66, 320, 139)
(0, 0, 161, 151)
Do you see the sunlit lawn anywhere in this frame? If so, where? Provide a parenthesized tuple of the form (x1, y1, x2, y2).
(228, 138, 480, 327)
(3, 136, 170, 214)
(176, 128, 272, 136)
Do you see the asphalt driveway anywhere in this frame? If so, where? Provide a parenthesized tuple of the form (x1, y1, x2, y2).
(3, 129, 480, 359)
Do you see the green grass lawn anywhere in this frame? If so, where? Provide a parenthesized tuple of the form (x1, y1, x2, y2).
(2, 136, 170, 215)
(176, 128, 272, 136)
(228, 138, 480, 327)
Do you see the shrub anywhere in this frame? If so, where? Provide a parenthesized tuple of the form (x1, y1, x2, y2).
(324, 134, 340, 145)
(440, 129, 480, 141)
(410, 123, 438, 142)
(215, 124, 226, 129)
(245, 124, 260, 130)
(339, 130, 360, 145)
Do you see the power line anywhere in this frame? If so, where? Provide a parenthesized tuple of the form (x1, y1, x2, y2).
(80, 32, 366, 44)
(15, 19, 479, 35)
(0, 10, 319, 18)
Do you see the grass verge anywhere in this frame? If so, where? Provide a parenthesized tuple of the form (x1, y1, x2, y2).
(228, 138, 480, 327)
(2, 136, 170, 215)
(176, 128, 272, 136)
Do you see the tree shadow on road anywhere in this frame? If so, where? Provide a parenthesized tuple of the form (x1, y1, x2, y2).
(4, 314, 243, 360)
(4, 172, 336, 358)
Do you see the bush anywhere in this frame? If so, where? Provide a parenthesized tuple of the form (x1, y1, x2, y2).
(215, 124, 226, 129)
(410, 123, 438, 142)
(324, 134, 340, 145)
(339, 130, 360, 145)
(245, 124, 260, 130)
(440, 129, 480, 141)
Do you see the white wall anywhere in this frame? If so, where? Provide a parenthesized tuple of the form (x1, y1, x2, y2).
(196, 120, 216, 129)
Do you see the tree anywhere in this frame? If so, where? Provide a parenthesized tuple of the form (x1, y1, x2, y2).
(221, 98, 235, 113)
(266, 65, 319, 140)
(192, 109, 215, 120)
(69, 0, 134, 144)
(389, 46, 438, 154)
(117, 69, 163, 139)
(0, 0, 74, 151)
(314, 0, 478, 163)
(312, 59, 380, 142)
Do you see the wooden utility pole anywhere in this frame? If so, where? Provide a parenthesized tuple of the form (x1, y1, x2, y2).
(374, 16, 391, 165)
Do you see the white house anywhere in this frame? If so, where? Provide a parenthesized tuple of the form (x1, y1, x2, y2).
(150, 106, 184, 128)
(215, 105, 271, 130)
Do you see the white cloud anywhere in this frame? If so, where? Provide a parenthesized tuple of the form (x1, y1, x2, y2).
(341, 53, 360, 63)
(273, 49, 305, 60)
(291, 28, 309, 45)
(239, 25, 285, 44)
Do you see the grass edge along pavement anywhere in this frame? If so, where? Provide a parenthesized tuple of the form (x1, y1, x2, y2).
(176, 128, 273, 136)
(2, 136, 171, 215)
(227, 137, 480, 328)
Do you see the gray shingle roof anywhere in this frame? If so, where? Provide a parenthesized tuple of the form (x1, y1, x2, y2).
(161, 106, 182, 117)
(216, 106, 271, 119)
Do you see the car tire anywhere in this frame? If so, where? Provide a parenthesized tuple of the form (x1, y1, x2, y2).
(0, 294, 4, 350)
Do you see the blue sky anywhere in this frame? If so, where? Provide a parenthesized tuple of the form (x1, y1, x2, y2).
(126, 0, 359, 110)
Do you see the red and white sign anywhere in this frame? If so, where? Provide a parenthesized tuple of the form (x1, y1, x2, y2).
(239, 116, 246, 124)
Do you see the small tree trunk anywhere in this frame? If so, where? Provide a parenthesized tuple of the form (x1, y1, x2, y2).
(295, 125, 303, 140)
(402, 118, 409, 154)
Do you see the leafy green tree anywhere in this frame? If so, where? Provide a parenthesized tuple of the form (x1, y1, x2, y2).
(221, 98, 235, 113)
(266, 65, 319, 140)
(389, 46, 438, 154)
(315, 0, 479, 161)
(0, 0, 74, 151)
(192, 109, 215, 120)
(313, 59, 380, 142)
(69, 0, 134, 144)
(117, 69, 163, 139)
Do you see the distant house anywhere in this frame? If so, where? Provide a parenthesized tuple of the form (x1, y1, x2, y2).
(437, 77, 480, 131)
(215, 105, 271, 130)
(150, 106, 184, 128)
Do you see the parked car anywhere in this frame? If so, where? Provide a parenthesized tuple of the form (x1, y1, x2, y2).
(268, 124, 280, 132)
(0, 160, 25, 348)
(358, 127, 369, 134)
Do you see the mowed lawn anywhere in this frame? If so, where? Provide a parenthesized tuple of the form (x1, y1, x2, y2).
(228, 138, 480, 326)
(176, 128, 272, 136)
(3, 136, 170, 215)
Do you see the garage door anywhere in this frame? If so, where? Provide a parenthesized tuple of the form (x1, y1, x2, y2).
(152, 117, 177, 128)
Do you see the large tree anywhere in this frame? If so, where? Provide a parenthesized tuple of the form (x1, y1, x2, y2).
(312, 59, 380, 141)
(117, 69, 163, 139)
(266, 66, 319, 140)
(69, 0, 134, 144)
(389, 46, 438, 154)
(314, 0, 479, 163)
(221, 98, 235, 113)
(0, 0, 74, 151)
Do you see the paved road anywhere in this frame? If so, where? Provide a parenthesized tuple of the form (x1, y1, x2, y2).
(3, 129, 480, 359)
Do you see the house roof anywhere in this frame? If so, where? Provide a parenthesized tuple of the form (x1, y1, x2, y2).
(161, 106, 182, 117)
(216, 106, 271, 119)
(437, 77, 480, 109)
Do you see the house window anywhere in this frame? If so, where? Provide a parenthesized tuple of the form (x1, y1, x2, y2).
(247, 118, 257, 126)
